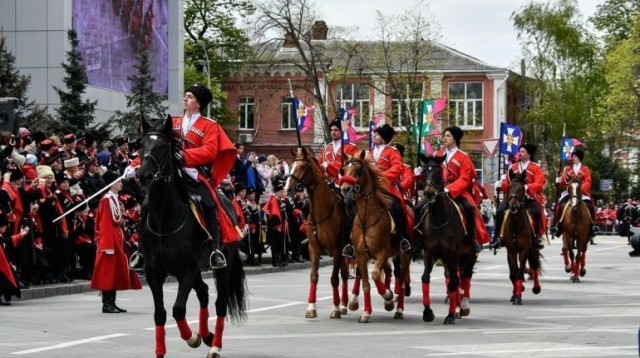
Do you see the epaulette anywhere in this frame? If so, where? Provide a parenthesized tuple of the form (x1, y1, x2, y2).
(451, 158, 461, 167)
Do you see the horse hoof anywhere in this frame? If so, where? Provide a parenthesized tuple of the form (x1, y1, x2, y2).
(532, 286, 541, 295)
(358, 313, 370, 323)
(454, 311, 461, 319)
(202, 332, 214, 347)
(571, 276, 580, 283)
(460, 308, 470, 317)
(305, 309, 317, 319)
(513, 296, 522, 305)
(186, 333, 202, 348)
(384, 300, 395, 312)
(348, 300, 359, 311)
(393, 294, 399, 303)
(207, 347, 222, 358)
(580, 268, 586, 277)
(423, 307, 435, 322)
(340, 305, 348, 315)
(394, 311, 404, 320)
(382, 289, 393, 301)
(330, 310, 341, 319)
(510, 294, 516, 303)
(564, 265, 571, 273)
(443, 315, 456, 325)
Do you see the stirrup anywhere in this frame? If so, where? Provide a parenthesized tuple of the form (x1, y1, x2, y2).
(209, 250, 227, 269)
(533, 237, 544, 251)
(400, 238, 412, 253)
(341, 244, 355, 258)
(129, 251, 144, 270)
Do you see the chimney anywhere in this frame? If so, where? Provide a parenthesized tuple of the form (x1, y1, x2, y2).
(312, 21, 328, 40)
(283, 32, 296, 48)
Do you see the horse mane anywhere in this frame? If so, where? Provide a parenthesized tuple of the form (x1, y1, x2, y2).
(357, 155, 393, 207)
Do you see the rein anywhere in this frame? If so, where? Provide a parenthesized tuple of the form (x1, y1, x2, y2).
(145, 206, 188, 237)
(143, 131, 173, 183)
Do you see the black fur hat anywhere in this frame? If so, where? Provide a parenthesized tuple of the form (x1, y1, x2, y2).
(519, 143, 537, 157)
(443, 126, 464, 147)
(329, 118, 342, 130)
(374, 124, 395, 144)
(571, 148, 584, 162)
(185, 83, 213, 111)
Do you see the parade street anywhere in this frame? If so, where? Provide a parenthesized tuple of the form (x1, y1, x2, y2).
(2, 235, 638, 358)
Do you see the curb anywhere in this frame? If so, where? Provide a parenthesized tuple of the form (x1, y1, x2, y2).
(18, 257, 333, 301)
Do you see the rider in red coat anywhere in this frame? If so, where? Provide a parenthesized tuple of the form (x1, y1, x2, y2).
(551, 149, 598, 236)
(318, 118, 359, 186)
(128, 83, 238, 270)
(492, 143, 546, 250)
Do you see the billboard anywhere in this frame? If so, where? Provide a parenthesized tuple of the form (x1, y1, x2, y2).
(72, 0, 169, 96)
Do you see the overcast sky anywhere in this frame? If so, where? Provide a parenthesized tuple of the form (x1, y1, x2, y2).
(315, 0, 603, 70)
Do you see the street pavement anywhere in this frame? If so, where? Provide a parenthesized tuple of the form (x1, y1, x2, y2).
(2, 235, 639, 358)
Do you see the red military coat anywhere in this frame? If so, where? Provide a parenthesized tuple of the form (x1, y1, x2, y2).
(559, 164, 592, 197)
(501, 161, 547, 205)
(232, 196, 246, 229)
(91, 191, 141, 291)
(318, 141, 359, 185)
(400, 163, 416, 202)
(1, 182, 23, 235)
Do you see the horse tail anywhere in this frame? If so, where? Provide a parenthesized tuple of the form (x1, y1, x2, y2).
(226, 249, 248, 324)
(528, 248, 543, 275)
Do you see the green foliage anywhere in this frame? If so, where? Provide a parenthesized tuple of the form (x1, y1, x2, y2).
(590, 0, 640, 48)
(53, 29, 97, 131)
(0, 32, 50, 131)
(109, 50, 168, 139)
(587, 150, 631, 202)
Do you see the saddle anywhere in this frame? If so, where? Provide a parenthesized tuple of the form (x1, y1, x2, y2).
(187, 194, 210, 240)
(500, 209, 535, 238)
(414, 197, 467, 235)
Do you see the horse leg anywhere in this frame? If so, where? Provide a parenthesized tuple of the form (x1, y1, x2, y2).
(507, 250, 520, 304)
(339, 259, 349, 314)
(394, 253, 410, 320)
(173, 273, 201, 348)
(443, 258, 459, 324)
(329, 254, 342, 319)
(579, 250, 587, 277)
(208, 266, 231, 358)
(147, 270, 168, 358)
(570, 247, 580, 283)
(459, 253, 474, 317)
(421, 253, 435, 323)
(305, 247, 320, 319)
(193, 273, 214, 347)
(561, 246, 571, 273)
(372, 259, 394, 312)
(349, 268, 361, 312)
(357, 255, 372, 323)
(514, 252, 527, 305)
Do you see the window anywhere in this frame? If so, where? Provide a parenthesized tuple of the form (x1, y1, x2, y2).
(448, 82, 483, 128)
(335, 83, 370, 128)
(391, 82, 422, 127)
(281, 99, 295, 129)
(238, 97, 255, 129)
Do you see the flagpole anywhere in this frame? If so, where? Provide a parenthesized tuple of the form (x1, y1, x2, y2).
(288, 78, 302, 148)
(553, 123, 567, 228)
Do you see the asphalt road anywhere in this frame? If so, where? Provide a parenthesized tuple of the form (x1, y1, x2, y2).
(2, 235, 639, 358)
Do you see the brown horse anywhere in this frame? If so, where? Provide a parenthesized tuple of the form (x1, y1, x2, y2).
(416, 154, 477, 325)
(559, 178, 591, 282)
(502, 171, 542, 305)
(339, 150, 411, 323)
(285, 147, 350, 319)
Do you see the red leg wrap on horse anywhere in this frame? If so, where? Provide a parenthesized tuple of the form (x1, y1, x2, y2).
(394, 278, 401, 295)
(374, 278, 387, 296)
(397, 287, 405, 309)
(364, 291, 372, 313)
(332, 286, 340, 306)
(308, 281, 317, 304)
(213, 316, 225, 348)
(580, 252, 586, 266)
(532, 270, 540, 288)
(461, 278, 471, 298)
(199, 308, 209, 338)
(352, 276, 361, 295)
(572, 262, 579, 277)
(422, 283, 431, 306)
(155, 326, 166, 357)
(341, 281, 348, 304)
(448, 291, 458, 314)
(515, 279, 523, 296)
(176, 319, 192, 341)
(562, 252, 569, 266)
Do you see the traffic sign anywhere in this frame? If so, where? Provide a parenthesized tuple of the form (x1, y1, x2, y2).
(481, 138, 500, 156)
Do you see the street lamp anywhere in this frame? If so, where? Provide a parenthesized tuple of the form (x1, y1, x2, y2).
(196, 40, 211, 118)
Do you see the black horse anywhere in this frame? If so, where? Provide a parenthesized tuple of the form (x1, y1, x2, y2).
(137, 115, 247, 358)
(416, 154, 477, 325)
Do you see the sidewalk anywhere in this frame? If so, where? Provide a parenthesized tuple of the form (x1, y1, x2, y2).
(18, 252, 333, 301)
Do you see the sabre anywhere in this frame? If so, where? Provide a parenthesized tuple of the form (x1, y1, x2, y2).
(52, 171, 128, 223)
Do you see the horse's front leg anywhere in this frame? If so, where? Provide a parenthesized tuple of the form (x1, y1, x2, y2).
(173, 272, 201, 348)
(421, 251, 435, 323)
(329, 254, 343, 319)
(356, 254, 372, 323)
(193, 273, 214, 346)
(507, 249, 522, 305)
(348, 267, 361, 312)
(209, 263, 231, 357)
(146, 269, 168, 358)
(459, 252, 475, 317)
(372, 257, 394, 312)
(305, 244, 320, 319)
(393, 253, 411, 320)
(339, 258, 350, 314)
(443, 257, 459, 325)
(578, 238, 589, 278)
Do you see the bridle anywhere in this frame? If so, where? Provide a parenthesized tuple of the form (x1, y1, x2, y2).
(340, 159, 373, 199)
(508, 180, 525, 213)
(422, 164, 445, 205)
(142, 132, 173, 183)
(289, 157, 324, 191)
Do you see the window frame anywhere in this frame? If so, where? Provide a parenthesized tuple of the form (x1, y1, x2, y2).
(447, 81, 483, 129)
(238, 96, 255, 129)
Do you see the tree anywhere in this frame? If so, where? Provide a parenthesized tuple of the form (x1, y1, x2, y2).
(110, 50, 168, 138)
(53, 29, 97, 131)
(0, 32, 50, 131)
(590, 0, 640, 48)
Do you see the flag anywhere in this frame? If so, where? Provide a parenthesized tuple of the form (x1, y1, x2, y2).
(368, 112, 383, 147)
(561, 137, 584, 160)
(339, 108, 365, 143)
(293, 98, 314, 134)
(499, 123, 522, 155)
(413, 99, 444, 154)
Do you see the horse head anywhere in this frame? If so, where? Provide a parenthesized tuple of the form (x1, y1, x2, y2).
(339, 150, 367, 200)
(285, 146, 319, 196)
(569, 177, 583, 210)
(419, 153, 446, 204)
(137, 114, 180, 189)
(507, 170, 526, 213)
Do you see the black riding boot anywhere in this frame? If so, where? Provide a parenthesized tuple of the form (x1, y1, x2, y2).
(490, 203, 506, 249)
(102, 290, 118, 313)
(391, 198, 411, 253)
(586, 201, 599, 236)
(530, 203, 544, 251)
(341, 199, 356, 258)
(457, 198, 481, 253)
(112, 291, 127, 313)
(207, 209, 227, 270)
(130, 205, 147, 270)
(551, 197, 567, 237)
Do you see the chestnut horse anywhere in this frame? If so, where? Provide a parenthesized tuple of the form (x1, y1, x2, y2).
(502, 171, 542, 305)
(559, 178, 591, 282)
(137, 116, 247, 358)
(285, 147, 350, 319)
(339, 150, 411, 323)
(416, 154, 477, 325)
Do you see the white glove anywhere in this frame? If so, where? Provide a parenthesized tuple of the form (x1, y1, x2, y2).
(321, 162, 329, 169)
(494, 180, 503, 189)
(413, 166, 423, 176)
(555, 177, 561, 184)
(124, 166, 136, 179)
